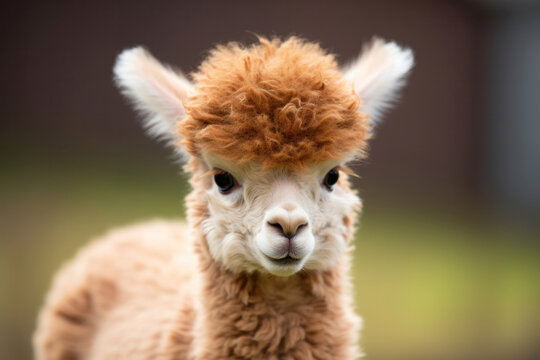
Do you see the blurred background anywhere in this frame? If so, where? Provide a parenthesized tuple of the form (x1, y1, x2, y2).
(1, 0, 539, 359)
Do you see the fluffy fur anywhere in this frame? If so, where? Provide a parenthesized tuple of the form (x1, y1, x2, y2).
(182, 37, 370, 170)
(34, 36, 413, 359)
(114, 47, 193, 151)
(344, 38, 414, 124)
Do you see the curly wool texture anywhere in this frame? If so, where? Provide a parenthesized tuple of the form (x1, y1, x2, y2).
(180, 37, 371, 169)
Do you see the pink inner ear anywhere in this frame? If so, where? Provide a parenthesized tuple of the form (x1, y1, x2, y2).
(349, 46, 392, 100)
(344, 39, 413, 124)
(135, 55, 189, 117)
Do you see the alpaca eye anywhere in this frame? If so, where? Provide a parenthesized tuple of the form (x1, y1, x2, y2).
(323, 168, 339, 190)
(214, 172, 235, 193)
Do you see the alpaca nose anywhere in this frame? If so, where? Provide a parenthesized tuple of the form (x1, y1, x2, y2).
(267, 221, 308, 240)
(266, 204, 309, 240)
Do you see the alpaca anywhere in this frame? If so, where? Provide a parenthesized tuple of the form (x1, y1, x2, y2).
(34, 37, 413, 359)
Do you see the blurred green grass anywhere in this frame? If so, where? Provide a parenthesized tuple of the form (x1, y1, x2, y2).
(1, 152, 539, 360)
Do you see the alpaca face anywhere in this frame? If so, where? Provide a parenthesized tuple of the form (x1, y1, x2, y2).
(113, 37, 413, 275)
(200, 154, 360, 276)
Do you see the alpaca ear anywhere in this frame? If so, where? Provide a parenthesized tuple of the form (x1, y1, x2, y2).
(344, 38, 414, 125)
(113, 47, 193, 148)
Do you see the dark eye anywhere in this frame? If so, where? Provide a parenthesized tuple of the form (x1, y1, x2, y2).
(323, 168, 339, 190)
(214, 172, 235, 194)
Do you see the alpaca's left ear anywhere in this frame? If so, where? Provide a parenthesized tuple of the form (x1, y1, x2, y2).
(344, 38, 414, 125)
(114, 47, 193, 149)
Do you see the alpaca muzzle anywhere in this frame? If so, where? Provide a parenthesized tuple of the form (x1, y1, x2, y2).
(255, 200, 315, 276)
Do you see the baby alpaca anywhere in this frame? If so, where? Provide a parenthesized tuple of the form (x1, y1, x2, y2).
(34, 37, 413, 359)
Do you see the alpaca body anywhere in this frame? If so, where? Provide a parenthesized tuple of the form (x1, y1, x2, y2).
(34, 221, 195, 359)
(34, 219, 359, 359)
(34, 37, 413, 359)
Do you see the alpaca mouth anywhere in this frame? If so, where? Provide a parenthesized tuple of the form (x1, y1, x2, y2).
(266, 255, 301, 266)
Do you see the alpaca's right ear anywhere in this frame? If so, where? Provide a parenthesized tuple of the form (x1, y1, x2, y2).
(114, 47, 193, 148)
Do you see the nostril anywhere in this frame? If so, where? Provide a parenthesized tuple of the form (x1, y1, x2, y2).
(294, 222, 308, 236)
(268, 221, 290, 239)
(268, 222, 285, 235)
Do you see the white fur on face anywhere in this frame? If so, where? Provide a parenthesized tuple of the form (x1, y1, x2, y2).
(201, 154, 360, 277)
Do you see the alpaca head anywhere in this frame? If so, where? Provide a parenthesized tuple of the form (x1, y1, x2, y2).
(114, 37, 413, 277)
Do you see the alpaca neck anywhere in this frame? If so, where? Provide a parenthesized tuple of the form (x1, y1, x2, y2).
(191, 238, 360, 360)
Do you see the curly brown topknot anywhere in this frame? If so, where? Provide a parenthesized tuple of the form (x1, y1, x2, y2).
(180, 37, 370, 170)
